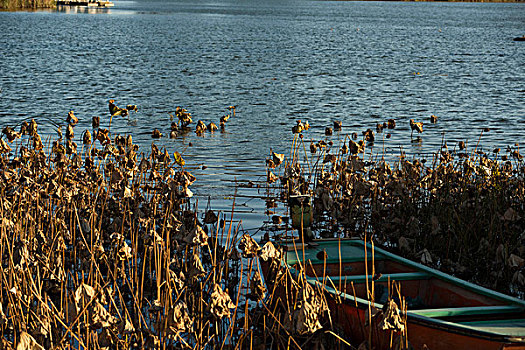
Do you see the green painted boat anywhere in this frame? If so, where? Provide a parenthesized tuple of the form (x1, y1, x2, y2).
(263, 238, 525, 349)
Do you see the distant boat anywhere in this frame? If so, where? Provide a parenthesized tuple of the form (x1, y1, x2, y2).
(514, 35, 525, 42)
(262, 238, 525, 350)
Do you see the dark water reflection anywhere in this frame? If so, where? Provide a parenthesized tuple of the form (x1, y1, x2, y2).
(1, 0, 524, 230)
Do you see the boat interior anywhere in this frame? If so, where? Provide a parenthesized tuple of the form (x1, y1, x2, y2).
(281, 239, 525, 335)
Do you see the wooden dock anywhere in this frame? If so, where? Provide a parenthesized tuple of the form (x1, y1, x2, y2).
(56, 0, 113, 7)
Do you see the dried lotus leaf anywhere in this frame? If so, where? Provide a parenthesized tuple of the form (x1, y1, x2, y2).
(267, 171, 278, 184)
(117, 242, 132, 261)
(209, 284, 235, 319)
(239, 234, 260, 258)
(173, 152, 185, 166)
(379, 299, 405, 332)
(508, 254, 524, 268)
(203, 210, 218, 224)
(272, 152, 285, 166)
(16, 332, 44, 350)
(183, 225, 208, 247)
(259, 241, 281, 261)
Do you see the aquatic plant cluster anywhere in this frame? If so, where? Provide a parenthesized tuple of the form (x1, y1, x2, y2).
(267, 121, 525, 297)
(0, 109, 351, 349)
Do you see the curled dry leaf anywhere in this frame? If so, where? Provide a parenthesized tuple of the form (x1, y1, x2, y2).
(239, 234, 260, 258)
(419, 249, 432, 264)
(208, 122, 218, 132)
(249, 270, 266, 302)
(117, 241, 133, 261)
(496, 244, 507, 265)
(67, 110, 78, 126)
(398, 237, 410, 252)
(187, 251, 206, 280)
(183, 225, 208, 247)
(203, 210, 218, 224)
(91, 301, 117, 329)
(118, 317, 135, 334)
(284, 284, 328, 335)
(430, 215, 440, 235)
(272, 152, 284, 167)
(166, 301, 193, 334)
(379, 299, 405, 332)
(258, 241, 281, 261)
(16, 332, 44, 350)
(267, 171, 278, 184)
(173, 152, 185, 167)
(512, 271, 525, 286)
(503, 208, 521, 222)
(74, 283, 96, 308)
(209, 284, 235, 319)
(508, 254, 525, 268)
(0, 139, 12, 153)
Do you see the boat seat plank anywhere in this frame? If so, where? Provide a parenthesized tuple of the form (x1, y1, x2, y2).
(412, 305, 524, 318)
(283, 239, 386, 265)
(458, 319, 525, 337)
(321, 272, 429, 283)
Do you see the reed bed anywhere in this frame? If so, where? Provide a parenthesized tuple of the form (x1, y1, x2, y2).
(266, 125, 525, 298)
(0, 113, 358, 349)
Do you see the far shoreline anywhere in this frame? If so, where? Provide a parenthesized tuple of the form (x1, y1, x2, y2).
(2, 0, 524, 9)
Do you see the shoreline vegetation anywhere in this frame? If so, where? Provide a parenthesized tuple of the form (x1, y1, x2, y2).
(1, 0, 524, 10)
(0, 0, 54, 9)
(266, 118, 525, 299)
(0, 103, 523, 348)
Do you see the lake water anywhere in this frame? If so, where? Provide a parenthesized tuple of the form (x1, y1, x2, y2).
(1, 0, 524, 230)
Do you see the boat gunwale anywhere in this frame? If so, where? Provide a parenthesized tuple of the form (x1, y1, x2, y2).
(282, 238, 525, 307)
(275, 238, 525, 343)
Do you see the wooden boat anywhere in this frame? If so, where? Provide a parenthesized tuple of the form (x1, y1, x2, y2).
(262, 238, 525, 349)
